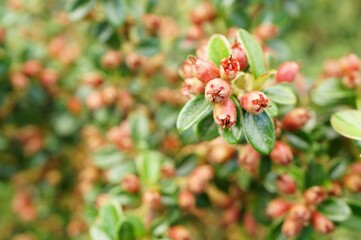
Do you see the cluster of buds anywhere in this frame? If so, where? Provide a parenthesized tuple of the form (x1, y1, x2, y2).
(323, 53, 360, 88)
(266, 186, 334, 237)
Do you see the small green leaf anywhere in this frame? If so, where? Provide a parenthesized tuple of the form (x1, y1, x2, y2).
(243, 111, 275, 154)
(219, 96, 244, 144)
(254, 69, 277, 90)
(311, 79, 355, 106)
(104, 0, 126, 26)
(118, 221, 135, 240)
(176, 95, 212, 132)
(305, 162, 326, 188)
(92, 145, 126, 169)
(98, 200, 123, 239)
(237, 29, 266, 79)
(125, 215, 146, 238)
(53, 113, 79, 137)
(341, 200, 361, 231)
(136, 151, 163, 186)
(264, 84, 297, 105)
(331, 110, 361, 141)
(318, 198, 351, 222)
(195, 112, 219, 141)
(328, 160, 347, 180)
(129, 112, 150, 149)
(285, 132, 311, 152)
(66, 0, 96, 21)
(265, 100, 278, 117)
(90, 226, 112, 240)
(206, 34, 231, 66)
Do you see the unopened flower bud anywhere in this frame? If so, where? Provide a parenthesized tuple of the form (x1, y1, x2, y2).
(344, 174, 361, 192)
(220, 56, 240, 80)
(186, 24, 204, 40)
(269, 141, 293, 165)
(86, 91, 104, 110)
(179, 59, 195, 79)
(142, 14, 161, 33)
(101, 85, 118, 105)
(288, 203, 311, 225)
(342, 71, 361, 89)
(266, 198, 291, 219)
(179, 190, 195, 209)
(304, 186, 327, 206)
(222, 206, 239, 226)
(240, 91, 269, 114)
(213, 99, 237, 128)
(194, 165, 214, 181)
(323, 59, 342, 78)
(327, 182, 342, 197)
(40, 68, 59, 87)
(22, 60, 43, 77)
(143, 190, 161, 209)
(340, 53, 360, 74)
(231, 42, 247, 71)
(101, 50, 122, 69)
(276, 174, 297, 194)
(281, 108, 310, 131)
(238, 144, 260, 175)
(126, 52, 143, 71)
(161, 164, 176, 178)
(190, 2, 216, 25)
(121, 174, 140, 193)
(187, 174, 206, 193)
(282, 217, 302, 238)
(167, 226, 191, 240)
(191, 57, 220, 83)
(312, 211, 335, 234)
(181, 78, 205, 97)
(10, 72, 28, 90)
(275, 62, 300, 83)
(205, 78, 231, 103)
(253, 23, 278, 41)
(82, 72, 104, 87)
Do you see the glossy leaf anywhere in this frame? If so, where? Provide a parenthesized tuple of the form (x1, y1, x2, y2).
(206, 34, 231, 66)
(118, 221, 135, 240)
(341, 200, 361, 231)
(92, 145, 126, 169)
(243, 111, 275, 154)
(90, 226, 112, 240)
(66, 0, 96, 21)
(125, 215, 146, 238)
(305, 162, 326, 188)
(130, 112, 150, 149)
(331, 110, 361, 140)
(311, 79, 355, 106)
(98, 200, 123, 239)
(264, 84, 297, 105)
(176, 95, 212, 132)
(318, 198, 351, 222)
(104, 0, 126, 26)
(237, 29, 266, 79)
(265, 100, 278, 117)
(195, 112, 219, 141)
(136, 151, 163, 186)
(254, 69, 277, 90)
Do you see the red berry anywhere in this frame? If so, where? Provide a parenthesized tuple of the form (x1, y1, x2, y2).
(288, 203, 311, 225)
(121, 174, 140, 193)
(205, 78, 231, 103)
(101, 50, 122, 69)
(213, 99, 237, 128)
(181, 78, 205, 97)
(240, 91, 269, 114)
(238, 144, 260, 175)
(276, 61, 300, 83)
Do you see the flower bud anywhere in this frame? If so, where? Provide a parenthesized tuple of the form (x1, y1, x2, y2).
(208, 137, 236, 164)
(323, 59, 342, 78)
(288, 203, 311, 225)
(101, 50, 122, 69)
(276, 174, 297, 194)
(181, 78, 205, 97)
(240, 91, 269, 114)
(191, 57, 220, 83)
(10, 72, 29, 90)
(126, 52, 143, 71)
(190, 2, 216, 25)
(143, 190, 162, 209)
(213, 99, 237, 128)
(142, 14, 161, 33)
(86, 91, 104, 110)
(101, 85, 118, 105)
(266, 198, 291, 219)
(342, 71, 361, 89)
(178, 190, 195, 209)
(312, 211, 335, 234)
(40, 68, 59, 87)
(187, 174, 206, 193)
(282, 217, 302, 238)
(350, 162, 361, 174)
(186, 25, 204, 41)
(167, 226, 191, 240)
(121, 174, 140, 193)
(193, 165, 214, 181)
(222, 206, 239, 226)
(344, 174, 361, 192)
(82, 72, 104, 87)
(253, 23, 278, 41)
(281, 108, 310, 131)
(275, 61, 300, 83)
(231, 42, 247, 71)
(179, 60, 195, 79)
(269, 141, 293, 165)
(161, 163, 176, 178)
(304, 186, 327, 206)
(327, 182, 342, 197)
(22, 60, 43, 77)
(340, 53, 360, 74)
(205, 78, 231, 103)
(243, 212, 258, 237)
(238, 144, 260, 175)
(220, 56, 240, 80)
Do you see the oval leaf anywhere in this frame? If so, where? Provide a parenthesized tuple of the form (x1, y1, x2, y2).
(311, 79, 355, 106)
(318, 198, 351, 222)
(237, 29, 266, 79)
(341, 200, 361, 231)
(264, 84, 297, 105)
(331, 110, 361, 140)
(206, 34, 231, 66)
(243, 111, 275, 154)
(176, 95, 212, 132)
(136, 151, 163, 186)
(195, 112, 219, 141)
(66, 0, 96, 21)
(104, 0, 126, 26)
(118, 221, 135, 240)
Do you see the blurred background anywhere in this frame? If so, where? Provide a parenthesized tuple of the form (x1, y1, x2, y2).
(0, 0, 360, 239)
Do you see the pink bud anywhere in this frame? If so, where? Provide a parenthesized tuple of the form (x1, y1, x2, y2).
(304, 186, 327, 206)
(282, 217, 302, 238)
(288, 203, 311, 225)
(238, 144, 260, 175)
(142, 14, 161, 33)
(205, 78, 231, 103)
(121, 174, 140, 193)
(340, 53, 360, 74)
(143, 190, 161, 209)
(190, 2, 216, 25)
(193, 165, 214, 181)
(161, 163, 176, 178)
(208, 137, 236, 164)
(22, 60, 43, 77)
(86, 91, 104, 110)
(350, 162, 361, 174)
(312, 211, 335, 234)
(40, 68, 59, 87)
(276, 174, 297, 194)
(243, 212, 258, 237)
(101, 85, 118, 105)
(126, 52, 143, 71)
(344, 174, 361, 192)
(178, 190, 195, 209)
(167, 226, 191, 240)
(269, 141, 293, 165)
(10, 72, 29, 90)
(186, 24, 204, 40)
(82, 72, 104, 87)
(266, 198, 291, 219)
(276, 61, 300, 83)
(191, 57, 220, 83)
(240, 91, 269, 114)
(327, 182, 342, 197)
(253, 23, 278, 41)
(220, 56, 240, 80)
(181, 78, 205, 97)
(179, 60, 195, 79)
(281, 108, 310, 131)
(323, 59, 342, 78)
(213, 99, 237, 128)
(222, 206, 239, 226)
(101, 50, 122, 69)
(231, 42, 247, 71)
(342, 71, 361, 89)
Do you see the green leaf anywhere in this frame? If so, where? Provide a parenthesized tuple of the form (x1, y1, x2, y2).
(254, 69, 277, 90)
(311, 79, 355, 106)
(176, 95, 212, 132)
(136, 151, 163, 186)
(118, 221, 135, 240)
(265, 100, 278, 117)
(328, 160, 347, 180)
(66, 0, 96, 21)
(318, 198, 351, 222)
(106, 161, 136, 183)
(264, 84, 297, 105)
(98, 200, 123, 238)
(237, 29, 266, 79)
(195, 112, 219, 141)
(206, 34, 231, 66)
(129, 112, 150, 149)
(285, 132, 311, 152)
(341, 200, 361, 231)
(331, 110, 361, 141)
(243, 111, 275, 154)
(219, 96, 244, 144)
(90, 226, 112, 240)
(53, 113, 79, 137)
(305, 162, 326, 188)
(92, 145, 126, 169)
(104, 0, 126, 26)
(125, 215, 146, 238)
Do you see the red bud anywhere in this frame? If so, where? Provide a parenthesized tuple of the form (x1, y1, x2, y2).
(312, 211, 335, 234)
(231, 42, 247, 71)
(276, 61, 300, 83)
(266, 198, 291, 219)
(205, 78, 231, 103)
(121, 174, 140, 193)
(220, 56, 240, 80)
(213, 99, 237, 128)
(240, 91, 269, 114)
(304, 186, 327, 206)
(276, 174, 297, 194)
(281, 108, 310, 131)
(269, 141, 293, 165)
